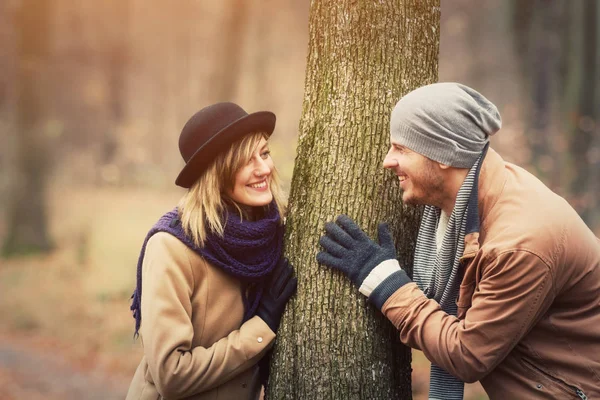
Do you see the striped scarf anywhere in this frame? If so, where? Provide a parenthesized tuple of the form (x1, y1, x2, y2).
(412, 147, 487, 400)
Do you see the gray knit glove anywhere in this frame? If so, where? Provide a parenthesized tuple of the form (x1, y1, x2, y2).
(316, 215, 411, 309)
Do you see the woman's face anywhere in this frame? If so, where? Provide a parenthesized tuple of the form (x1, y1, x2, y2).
(226, 137, 274, 207)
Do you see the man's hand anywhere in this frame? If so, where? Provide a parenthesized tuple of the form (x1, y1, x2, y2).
(316, 215, 411, 309)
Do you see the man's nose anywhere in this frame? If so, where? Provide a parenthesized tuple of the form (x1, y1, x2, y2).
(383, 149, 398, 169)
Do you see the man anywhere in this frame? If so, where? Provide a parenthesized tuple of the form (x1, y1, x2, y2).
(317, 82, 599, 399)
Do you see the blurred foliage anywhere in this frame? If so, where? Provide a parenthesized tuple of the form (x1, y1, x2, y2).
(440, 0, 600, 232)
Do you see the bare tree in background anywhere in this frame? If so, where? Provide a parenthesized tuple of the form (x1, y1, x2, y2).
(209, 0, 248, 101)
(102, 0, 131, 167)
(511, 0, 564, 186)
(267, 1, 440, 399)
(2, 0, 53, 256)
(563, 0, 600, 230)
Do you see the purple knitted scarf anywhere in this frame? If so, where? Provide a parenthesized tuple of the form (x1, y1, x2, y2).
(130, 202, 284, 337)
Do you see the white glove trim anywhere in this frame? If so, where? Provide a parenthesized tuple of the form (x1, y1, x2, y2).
(358, 259, 401, 297)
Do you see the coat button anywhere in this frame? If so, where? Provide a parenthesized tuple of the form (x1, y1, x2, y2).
(536, 384, 543, 390)
(257, 337, 263, 343)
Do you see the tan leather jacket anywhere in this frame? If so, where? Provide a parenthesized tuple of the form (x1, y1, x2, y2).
(382, 149, 600, 399)
(126, 232, 275, 400)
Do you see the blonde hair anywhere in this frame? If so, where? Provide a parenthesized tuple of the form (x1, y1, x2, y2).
(177, 132, 286, 247)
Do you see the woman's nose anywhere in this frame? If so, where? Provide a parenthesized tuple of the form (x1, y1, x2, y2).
(254, 158, 271, 176)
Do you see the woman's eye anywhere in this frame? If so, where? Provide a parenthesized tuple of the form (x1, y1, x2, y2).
(261, 150, 271, 159)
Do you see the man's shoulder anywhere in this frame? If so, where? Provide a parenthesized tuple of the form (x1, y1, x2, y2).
(479, 194, 595, 273)
(479, 206, 565, 267)
(481, 162, 581, 247)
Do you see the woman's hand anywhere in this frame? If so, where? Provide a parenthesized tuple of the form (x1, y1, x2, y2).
(256, 258, 297, 333)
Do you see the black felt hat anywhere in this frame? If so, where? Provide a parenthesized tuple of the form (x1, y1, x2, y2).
(175, 102, 276, 188)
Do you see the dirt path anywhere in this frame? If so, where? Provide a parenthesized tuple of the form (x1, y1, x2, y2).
(0, 336, 129, 400)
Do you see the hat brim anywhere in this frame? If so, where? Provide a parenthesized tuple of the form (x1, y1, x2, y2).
(175, 111, 276, 188)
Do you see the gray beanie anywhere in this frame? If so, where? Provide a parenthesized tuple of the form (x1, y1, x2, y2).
(390, 82, 502, 168)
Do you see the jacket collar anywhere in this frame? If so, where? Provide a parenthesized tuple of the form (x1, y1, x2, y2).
(462, 147, 507, 258)
(477, 148, 508, 229)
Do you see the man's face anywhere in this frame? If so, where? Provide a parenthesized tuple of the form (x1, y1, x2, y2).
(383, 142, 446, 207)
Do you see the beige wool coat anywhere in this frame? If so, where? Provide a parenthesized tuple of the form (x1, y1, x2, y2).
(126, 232, 275, 400)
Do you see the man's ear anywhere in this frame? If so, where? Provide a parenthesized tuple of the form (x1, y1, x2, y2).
(437, 162, 451, 170)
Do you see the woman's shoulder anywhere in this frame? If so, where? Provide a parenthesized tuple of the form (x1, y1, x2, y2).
(146, 231, 191, 254)
(145, 231, 200, 266)
(148, 230, 186, 246)
(144, 231, 207, 285)
(145, 231, 208, 276)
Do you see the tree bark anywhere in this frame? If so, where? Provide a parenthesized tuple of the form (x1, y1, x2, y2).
(267, 1, 439, 399)
(3, 0, 53, 256)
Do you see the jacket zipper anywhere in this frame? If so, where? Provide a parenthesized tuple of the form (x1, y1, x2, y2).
(522, 358, 587, 399)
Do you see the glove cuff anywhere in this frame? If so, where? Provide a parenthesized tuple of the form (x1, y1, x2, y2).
(359, 259, 401, 296)
(367, 266, 412, 310)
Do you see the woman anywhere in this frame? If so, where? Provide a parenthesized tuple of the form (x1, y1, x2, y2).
(126, 102, 297, 400)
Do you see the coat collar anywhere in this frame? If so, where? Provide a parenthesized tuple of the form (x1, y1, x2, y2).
(462, 147, 507, 258)
(477, 148, 508, 229)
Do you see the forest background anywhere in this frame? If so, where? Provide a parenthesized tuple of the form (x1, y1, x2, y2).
(0, 1, 598, 399)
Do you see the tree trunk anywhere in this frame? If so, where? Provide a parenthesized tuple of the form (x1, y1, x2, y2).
(267, 1, 439, 399)
(209, 0, 248, 101)
(103, 0, 131, 165)
(3, 0, 53, 256)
